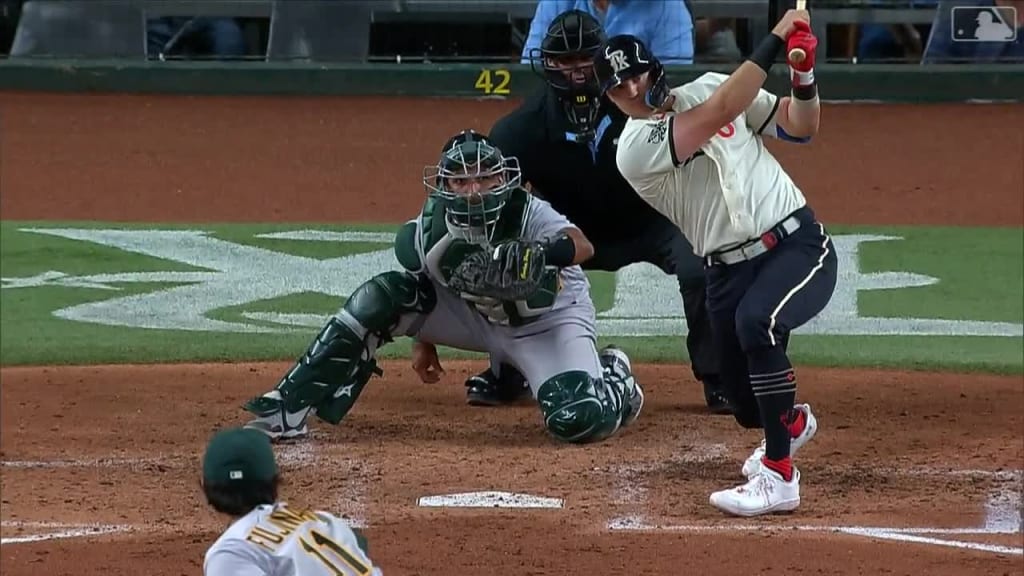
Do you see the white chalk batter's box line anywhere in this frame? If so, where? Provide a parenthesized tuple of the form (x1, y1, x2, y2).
(601, 446, 1022, 557)
(0, 442, 327, 471)
(2, 453, 1019, 554)
(0, 443, 369, 541)
(605, 517, 1023, 556)
(0, 521, 133, 545)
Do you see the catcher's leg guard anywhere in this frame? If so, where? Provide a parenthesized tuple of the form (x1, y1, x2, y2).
(245, 271, 435, 435)
(536, 347, 642, 444)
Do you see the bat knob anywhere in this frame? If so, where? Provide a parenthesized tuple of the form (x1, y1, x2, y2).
(788, 47, 806, 63)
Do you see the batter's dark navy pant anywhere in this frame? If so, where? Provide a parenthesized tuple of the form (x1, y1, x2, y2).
(704, 206, 838, 428)
(586, 215, 718, 386)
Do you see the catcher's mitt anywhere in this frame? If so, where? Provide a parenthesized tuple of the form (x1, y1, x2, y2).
(448, 240, 547, 301)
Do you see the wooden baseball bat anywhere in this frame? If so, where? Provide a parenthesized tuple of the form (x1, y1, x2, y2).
(788, 0, 808, 63)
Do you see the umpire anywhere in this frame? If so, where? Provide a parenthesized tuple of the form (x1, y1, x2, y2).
(464, 9, 731, 414)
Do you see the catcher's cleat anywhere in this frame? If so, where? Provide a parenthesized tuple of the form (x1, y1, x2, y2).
(600, 345, 644, 427)
(465, 365, 529, 407)
(243, 395, 311, 442)
(703, 377, 735, 415)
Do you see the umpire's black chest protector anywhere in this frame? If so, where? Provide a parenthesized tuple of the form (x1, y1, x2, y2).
(488, 87, 667, 242)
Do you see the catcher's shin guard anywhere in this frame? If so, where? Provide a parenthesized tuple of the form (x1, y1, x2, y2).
(536, 356, 641, 444)
(244, 314, 380, 430)
(245, 271, 436, 427)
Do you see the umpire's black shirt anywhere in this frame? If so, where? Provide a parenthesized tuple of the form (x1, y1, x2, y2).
(489, 87, 671, 243)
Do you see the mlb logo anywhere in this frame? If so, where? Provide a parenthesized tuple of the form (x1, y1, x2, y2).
(951, 5, 1018, 42)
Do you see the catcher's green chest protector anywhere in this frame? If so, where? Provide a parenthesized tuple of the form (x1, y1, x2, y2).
(394, 189, 561, 327)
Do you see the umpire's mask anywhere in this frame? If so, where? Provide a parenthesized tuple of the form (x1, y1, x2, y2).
(423, 130, 522, 247)
(528, 10, 606, 141)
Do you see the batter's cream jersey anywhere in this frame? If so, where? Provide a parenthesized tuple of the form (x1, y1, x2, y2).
(615, 72, 807, 256)
(204, 503, 382, 576)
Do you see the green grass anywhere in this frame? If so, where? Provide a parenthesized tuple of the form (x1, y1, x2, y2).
(1, 221, 1021, 373)
(852, 226, 1024, 323)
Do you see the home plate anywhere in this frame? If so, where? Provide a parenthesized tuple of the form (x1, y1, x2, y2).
(417, 491, 564, 509)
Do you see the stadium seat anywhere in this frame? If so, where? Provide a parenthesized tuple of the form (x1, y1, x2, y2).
(267, 1, 399, 62)
(10, 0, 146, 58)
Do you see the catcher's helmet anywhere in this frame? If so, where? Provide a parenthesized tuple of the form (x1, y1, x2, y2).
(527, 10, 606, 141)
(594, 34, 670, 110)
(423, 129, 522, 246)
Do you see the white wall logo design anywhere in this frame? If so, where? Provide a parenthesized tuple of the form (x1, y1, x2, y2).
(2, 228, 1021, 337)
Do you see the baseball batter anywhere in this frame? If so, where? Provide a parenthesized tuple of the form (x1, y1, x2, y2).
(202, 427, 382, 575)
(593, 10, 837, 516)
(242, 129, 643, 445)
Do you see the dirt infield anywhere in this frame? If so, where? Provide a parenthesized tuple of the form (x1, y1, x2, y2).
(2, 94, 1022, 226)
(1, 93, 1023, 575)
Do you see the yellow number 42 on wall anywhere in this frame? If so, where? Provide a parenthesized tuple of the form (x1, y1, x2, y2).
(475, 69, 512, 95)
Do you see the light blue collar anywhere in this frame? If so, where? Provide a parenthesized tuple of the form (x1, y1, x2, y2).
(564, 114, 613, 163)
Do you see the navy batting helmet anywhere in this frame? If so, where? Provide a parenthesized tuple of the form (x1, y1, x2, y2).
(593, 34, 670, 110)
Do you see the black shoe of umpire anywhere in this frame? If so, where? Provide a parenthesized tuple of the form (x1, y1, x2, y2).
(703, 376, 735, 415)
(465, 364, 529, 406)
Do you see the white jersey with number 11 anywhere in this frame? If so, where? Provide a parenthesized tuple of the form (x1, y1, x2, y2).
(204, 503, 382, 576)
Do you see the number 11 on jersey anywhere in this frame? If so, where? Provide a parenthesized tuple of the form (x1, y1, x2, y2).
(299, 528, 372, 575)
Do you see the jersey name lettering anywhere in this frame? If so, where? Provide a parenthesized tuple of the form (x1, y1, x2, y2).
(245, 507, 321, 551)
(247, 526, 284, 551)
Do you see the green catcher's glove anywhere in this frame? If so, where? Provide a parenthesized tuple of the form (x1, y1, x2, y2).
(448, 240, 547, 301)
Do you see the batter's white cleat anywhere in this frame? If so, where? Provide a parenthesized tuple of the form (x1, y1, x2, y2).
(600, 345, 644, 426)
(741, 403, 818, 478)
(243, 394, 311, 441)
(710, 467, 801, 517)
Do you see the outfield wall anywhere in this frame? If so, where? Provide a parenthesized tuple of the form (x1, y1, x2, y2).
(1, 60, 1023, 101)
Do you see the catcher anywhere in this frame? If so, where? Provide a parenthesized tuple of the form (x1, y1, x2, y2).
(242, 129, 644, 444)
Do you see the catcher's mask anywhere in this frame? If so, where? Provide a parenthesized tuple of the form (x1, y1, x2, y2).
(423, 129, 522, 246)
(527, 10, 606, 141)
(594, 34, 670, 110)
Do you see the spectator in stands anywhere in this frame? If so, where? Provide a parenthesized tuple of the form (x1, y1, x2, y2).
(694, 17, 743, 62)
(922, 0, 1024, 62)
(855, 0, 938, 63)
(522, 0, 694, 64)
(147, 16, 246, 60)
(687, 0, 742, 62)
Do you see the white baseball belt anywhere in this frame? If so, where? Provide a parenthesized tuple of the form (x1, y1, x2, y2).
(705, 214, 804, 266)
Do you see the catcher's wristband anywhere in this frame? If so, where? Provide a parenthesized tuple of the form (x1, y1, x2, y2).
(749, 34, 785, 74)
(543, 233, 576, 267)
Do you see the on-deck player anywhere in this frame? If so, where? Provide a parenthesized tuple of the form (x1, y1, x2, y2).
(202, 426, 383, 575)
(594, 11, 838, 516)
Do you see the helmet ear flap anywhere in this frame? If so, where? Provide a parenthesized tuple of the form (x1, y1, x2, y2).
(644, 60, 670, 110)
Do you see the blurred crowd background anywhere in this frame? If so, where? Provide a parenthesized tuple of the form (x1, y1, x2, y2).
(0, 0, 1021, 64)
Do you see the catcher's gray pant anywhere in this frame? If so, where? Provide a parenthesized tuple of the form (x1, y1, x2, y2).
(411, 282, 603, 395)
